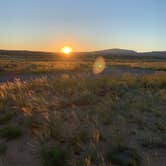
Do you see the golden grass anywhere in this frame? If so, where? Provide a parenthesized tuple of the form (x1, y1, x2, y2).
(0, 59, 166, 75)
(0, 52, 166, 165)
(0, 64, 166, 165)
(0, 60, 92, 74)
(109, 61, 166, 70)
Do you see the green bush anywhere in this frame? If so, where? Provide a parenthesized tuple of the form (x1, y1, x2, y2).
(0, 111, 16, 124)
(0, 126, 22, 140)
(41, 146, 68, 166)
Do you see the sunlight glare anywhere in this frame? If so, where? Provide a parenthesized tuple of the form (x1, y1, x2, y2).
(61, 46, 72, 55)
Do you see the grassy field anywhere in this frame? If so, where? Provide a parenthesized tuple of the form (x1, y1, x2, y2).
(0, 60, 91, 74)
(0, 55, 166, 166)
(0, 58, 166, 75)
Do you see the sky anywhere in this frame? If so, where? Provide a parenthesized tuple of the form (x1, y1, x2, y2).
(0, 0, 166, 52)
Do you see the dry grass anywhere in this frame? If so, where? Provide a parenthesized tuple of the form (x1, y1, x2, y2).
(0, 59, 166, 76)
(0, 72, 165, 165)
(0, 60, 92, 74)
(109, 61, 166, 71)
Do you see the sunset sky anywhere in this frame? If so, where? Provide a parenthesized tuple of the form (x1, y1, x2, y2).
(0, 0, 166, 52)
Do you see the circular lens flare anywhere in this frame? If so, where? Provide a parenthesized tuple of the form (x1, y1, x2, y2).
(93, 56, 106, 74)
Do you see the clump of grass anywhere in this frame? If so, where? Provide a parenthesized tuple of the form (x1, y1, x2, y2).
(69, 127, 90, 154)
(71, 93, 99, 106)
(76, 127, 90, 143)
(92, 128, 102, 144)
(106, 146, 141, 166)
(70, 136, 83, 155)
(0, 126, 22, 140)
(0, 111, 16, 125)
(49, 112, 65, 142)
(98, 110, 112, 125)
(141, 138, 166, 149)
(0, 144, 7, 156)
(41, 146, 68, 166)
(155, 121, 166, 131)
(83, 144, 99, 162)
(74, 159, 88, 166)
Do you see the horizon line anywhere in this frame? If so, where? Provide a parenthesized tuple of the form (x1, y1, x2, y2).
(0, 48, 166, 54)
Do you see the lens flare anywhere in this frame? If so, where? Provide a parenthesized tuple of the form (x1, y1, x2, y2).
(93, 56, 106, 74)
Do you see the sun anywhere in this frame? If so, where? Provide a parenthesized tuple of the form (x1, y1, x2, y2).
(61, 46, 72, 55)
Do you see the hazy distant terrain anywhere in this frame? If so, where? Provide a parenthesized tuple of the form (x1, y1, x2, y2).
(0, 48, 166, 59)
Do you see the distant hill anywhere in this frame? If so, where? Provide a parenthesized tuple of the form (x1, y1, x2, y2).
(0, 50, 57, 61)
(91, 48, 138, 55)
(0, 50, 53, 56)
(139, 51, 166, 57)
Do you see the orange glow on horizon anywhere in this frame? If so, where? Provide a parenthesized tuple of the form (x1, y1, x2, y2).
(61, 46, 73, 55)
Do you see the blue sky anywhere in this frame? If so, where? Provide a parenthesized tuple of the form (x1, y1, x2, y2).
(0, 0, 166, 52)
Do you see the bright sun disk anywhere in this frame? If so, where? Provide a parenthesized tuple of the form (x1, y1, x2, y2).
(61, 46, 72, 54)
